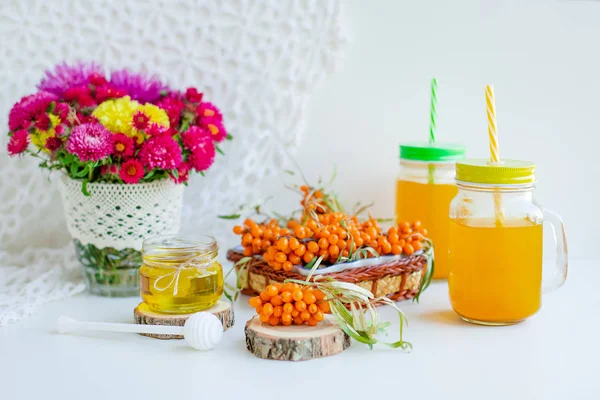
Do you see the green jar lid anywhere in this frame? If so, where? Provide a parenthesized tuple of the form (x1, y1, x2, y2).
(399, 142, 466, 162)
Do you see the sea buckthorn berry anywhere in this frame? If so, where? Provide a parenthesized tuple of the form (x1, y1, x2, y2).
(328, 234, 339, 245)
(308, 304, 318, 314)
(388, 232, 399, 245)
(281, 313, 292, 325)
(295, 300, 307, 312)
(292, 289, 303, 302)
(244, 218, 256, 228)
(318, 301, 330, 313)
(248, 296, 262, 308)
(413, 241, 423, 251)
(307, 241, 319, 253)
(329, 244, 340, 258)
(279, 228, 290, 236)
(252, 237, 262, 248)
(287, 219, 299, 229)
(283, 303, 294, 314)
(294, 316, 304, 325)
(381, 241, 392, 254)
(403, 243, 415, 255)
(273, 306, 283, 318)
(274, 282, 283, 290)
(281, 291, 293, 303)
(314, 190, 323, 199)
(260, 313, 270, 323)
(262, 303, 274, 316)
(307, 317, 318, 326)
(294, 244, 306, 257)
(242, 233, 253, 246)
(367, 227, 377, 240)
(270, 295, 283, 306)
(288, 254, 301, 265)
(266, 285, 279, 297)
(295, 227, 307, 239)
(269, 316, 280, 326)
(255, 304, 262, 314)
(281, 282, 295, 293)
(314, 290, 326, 301)
(318, 238, 328, 249)
(283, 261, 293, 271)
(337, 239, 347, 250)
(355, 237, 364, 247)
(261, 240, 272, 251)
(233, 225, 244, 234)
(300, 185, 309, 193)
(289, 237, 300, 250)
(303, 291, 317, 305)
(303, 251, 315, 264)
(251, 225, 262, 238)
(420, 228, 428, 236)
(275, 252, 287, 263)
(243, 246, 253, 256)
(314, 310, 324, 322)
(413, 221, 422, 229)
(271, 261, 282, 271)
(361, 233, 371, 243)
(260, 290, 271, 302)
(276, 237, 289, 251)
(388, 226, 398, 236)
(317, 249, 329, 259)
(391, 244, 402, 255)
(300, 310, 311, 321)
(291, 309, 300, 318)
(262, 228, 273, 240)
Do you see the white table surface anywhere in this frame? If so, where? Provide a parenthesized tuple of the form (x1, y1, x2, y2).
(1, 260, 597, 400)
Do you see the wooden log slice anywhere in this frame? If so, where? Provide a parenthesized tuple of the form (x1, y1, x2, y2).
(134, 300, 234, 340)
(245, 315, 351, 361)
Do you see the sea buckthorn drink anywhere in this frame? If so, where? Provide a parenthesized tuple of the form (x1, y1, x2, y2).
(448, 160, 568, 325)
(139, 235, 223, 314)
(396, 143, 465, 279)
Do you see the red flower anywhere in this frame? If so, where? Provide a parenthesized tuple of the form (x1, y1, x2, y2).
(119, 159, 145, 184)
(181, 126, 211, 152)
(201, 117, 228, 142)
(196, 102, 222, 121)
(157, 96, 184, 127)
(112, 133, 134, 158)
(65, 86, 96, 108)
(138, 134, 182, 170)
(54, 103, 70, 121)
(188, 134, 215, 172)
(145, 122, 167, 137)
(90, 73, 108, 87)
(132, 111, 150, 131)
(34, 113, 52, 130)
(95, 85, 127, 103)
(185, 87, 203, 103)
(44, 136, 62, 152)
(7, 129, 29, 156)
(170, 161, 191, 184)
(55, 125, 66, 136)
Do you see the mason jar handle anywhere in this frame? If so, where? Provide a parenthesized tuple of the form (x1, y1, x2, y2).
(542, 208, 568, 293)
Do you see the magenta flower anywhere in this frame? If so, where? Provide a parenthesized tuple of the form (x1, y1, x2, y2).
(119, 159, 145, 184)
(66, 123, 113, 161)
(38, 61, 105, 97)
(201, 116, 228, 142)
(188, 133, 215, 172)
(185, 87, 203, 103)
(110, 69, 166, 104)
(95, 85, 127, 103)
(112, 133, 134, 158)
(157, 96, 184, 127)
(196, 102, 222, 121)
(8, 92, 58, 131)
(145, 123, 168, 137)
(7, 129, 30, 156)
(34, 113, 52, 130)
(44, 136, 62, 152)
(181, 126, 211, 152)
(54, 102, 70, 121)
(138, 135, 182, 170)
(132, 111, 150, 131)
(64, 86, 96, 108)
(170, 161, 191, 184)
(101, 164, 119, 176)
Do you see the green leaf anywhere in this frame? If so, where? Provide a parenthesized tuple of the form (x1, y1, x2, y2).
(216, 145, 225, 156)
(81, 178, 91, 196)
(200, 171, 205, 177)
(47, 101, 56, 113)
(283, 170, 295, 175)
(144, 169, 157, 180)
(218, 214, 242, 220)
(226, 134, 233, 141)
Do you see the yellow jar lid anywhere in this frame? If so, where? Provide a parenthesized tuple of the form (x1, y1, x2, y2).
(455, 159, 536, 185)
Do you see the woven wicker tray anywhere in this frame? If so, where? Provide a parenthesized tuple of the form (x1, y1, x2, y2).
(226, 249, 432, 302)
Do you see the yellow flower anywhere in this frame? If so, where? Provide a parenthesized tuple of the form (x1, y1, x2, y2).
(30, 114, 61, 151)
(138, 103, 169, 128)
(92, 96, 140, 135)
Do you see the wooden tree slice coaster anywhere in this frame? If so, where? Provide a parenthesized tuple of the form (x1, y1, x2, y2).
(245, 315, 351, 361)
(133, 300, 234, 340)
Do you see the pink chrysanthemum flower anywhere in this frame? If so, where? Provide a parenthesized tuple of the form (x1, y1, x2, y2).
(138, 135, 182, 170)
(181, 126, 211, 152)
(170, 161, 191, 184)
(110, 69, 167, 104)
(112, 133, 134, 158)
(201, 117, 228, 142)
(54, 102, 70, 121)
(185, 87, 203, 103)
(34, 113, 52, 130)
(44, 136, 62, 152)
(38, 61, 105, 97)
(132, 111, 150, 131)
(8, 92, 58, 131)
(7, 129, 30, 156)
(66, 123, 113, 162)
(157, 96, 184, 127)
(196, 102, 222, 121)
(188, 133, 215, 172)
(119, 159, 145, 184)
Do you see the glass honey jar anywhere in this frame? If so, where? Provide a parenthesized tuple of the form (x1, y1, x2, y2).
(139, 235, 224, 314)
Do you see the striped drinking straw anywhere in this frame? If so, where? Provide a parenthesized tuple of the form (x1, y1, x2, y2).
(485, 85, 505, 226)
(428, 78, 438, 183)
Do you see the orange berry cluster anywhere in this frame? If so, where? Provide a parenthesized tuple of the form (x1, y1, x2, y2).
(233, 185, 428, 270)
(249, 283, 331, 326)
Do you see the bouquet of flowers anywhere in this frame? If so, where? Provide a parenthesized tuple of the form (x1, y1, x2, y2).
(6, 61, 230, 193)
(5, 61, 231, 296)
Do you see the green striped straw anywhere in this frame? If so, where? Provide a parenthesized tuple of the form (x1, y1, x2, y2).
(428, 78, 437, 183)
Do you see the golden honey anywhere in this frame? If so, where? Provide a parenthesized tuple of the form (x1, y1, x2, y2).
(139, 235, 223, 314)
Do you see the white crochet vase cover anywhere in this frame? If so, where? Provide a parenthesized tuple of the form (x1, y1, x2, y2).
(58, 176, 184, 252)
(0, 0, 347, 326)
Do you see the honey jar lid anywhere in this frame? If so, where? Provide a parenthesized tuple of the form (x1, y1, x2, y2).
(399, 142, 466, 162)
(455, 159, 536, 185)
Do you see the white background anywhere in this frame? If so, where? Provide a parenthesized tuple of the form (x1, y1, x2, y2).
(262, 0, 599, 261)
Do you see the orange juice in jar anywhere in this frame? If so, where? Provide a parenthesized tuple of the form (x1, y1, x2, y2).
(448, 160, 568, 325)
(396, 143, 465, 279)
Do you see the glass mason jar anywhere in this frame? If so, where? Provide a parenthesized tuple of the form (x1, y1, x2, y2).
(139, 235, 224, 314)
(396, 143, 465, 279)
(448, 159, 568, 325)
